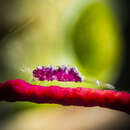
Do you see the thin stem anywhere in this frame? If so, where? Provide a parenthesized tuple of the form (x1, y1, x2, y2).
(0, 79, 130, 114)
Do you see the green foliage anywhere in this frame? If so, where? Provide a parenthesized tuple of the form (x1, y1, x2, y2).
(0, 1, 123, 84)
(31, 80, 114, 90)
(63, 2, 123, 83)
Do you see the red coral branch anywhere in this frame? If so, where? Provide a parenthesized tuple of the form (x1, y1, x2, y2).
(0, 79, 130, 114)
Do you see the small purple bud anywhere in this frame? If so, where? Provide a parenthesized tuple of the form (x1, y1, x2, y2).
(33, 65, 84, 82)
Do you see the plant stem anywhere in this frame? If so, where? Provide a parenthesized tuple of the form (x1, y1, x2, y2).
(0, 79, 130, 114)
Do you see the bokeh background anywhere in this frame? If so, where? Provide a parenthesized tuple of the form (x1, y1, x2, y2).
(0, 0, 129, 129)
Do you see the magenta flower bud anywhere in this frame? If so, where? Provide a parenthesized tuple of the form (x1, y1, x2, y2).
(33, 65, 84, 82)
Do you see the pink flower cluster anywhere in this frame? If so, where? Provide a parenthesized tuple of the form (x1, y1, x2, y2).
(33, 65, 84, 82)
